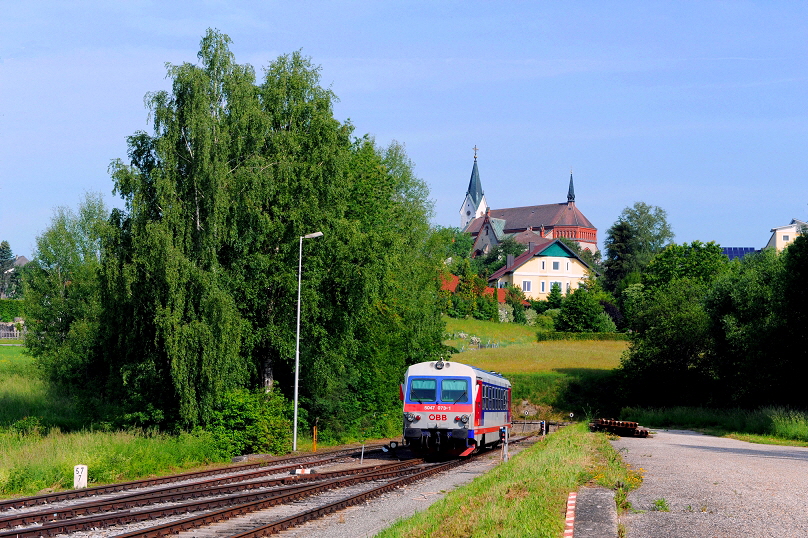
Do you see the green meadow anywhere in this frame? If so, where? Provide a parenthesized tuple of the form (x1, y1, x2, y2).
(444, 317, 627, 419)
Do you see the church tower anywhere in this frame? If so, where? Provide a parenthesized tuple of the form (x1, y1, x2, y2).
(459, 149, 487, 230)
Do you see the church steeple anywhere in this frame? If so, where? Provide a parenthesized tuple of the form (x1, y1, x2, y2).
(467, 159, 485, 208)
(567, 170, 575, 204)
(459, 146, 488, 229)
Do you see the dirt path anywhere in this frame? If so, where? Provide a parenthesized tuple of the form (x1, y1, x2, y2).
(612, 429, 808, 537)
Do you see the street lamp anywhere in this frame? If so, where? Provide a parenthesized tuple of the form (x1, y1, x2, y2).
(294, 231, 323, 451)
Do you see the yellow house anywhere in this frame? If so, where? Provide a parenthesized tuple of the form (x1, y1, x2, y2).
(487, 239, 592, 300)
(766, 219, 806, 251)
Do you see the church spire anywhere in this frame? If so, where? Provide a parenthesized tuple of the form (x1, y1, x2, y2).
(459, 146, 488, 229)
(567, 170, 575, 204)
(466, 149, 484, 208)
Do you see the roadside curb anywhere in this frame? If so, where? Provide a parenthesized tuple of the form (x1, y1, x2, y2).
(564, 491, 576, 537)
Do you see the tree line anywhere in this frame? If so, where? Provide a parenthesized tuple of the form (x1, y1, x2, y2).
(21, 30, 445, 443)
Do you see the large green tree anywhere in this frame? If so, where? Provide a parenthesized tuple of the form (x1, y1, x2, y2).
(603, 202, 674, 293)
(23, 193, 109, 394)
(0, 240, 21, 299)
(99, 30, 443, 432)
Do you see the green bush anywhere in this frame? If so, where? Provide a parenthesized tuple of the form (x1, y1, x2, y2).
(498, 304, 514, 323)
(0, 299, 23, 322)
(536, 332, 629, 342)
(208, 387, 292, 457)
(593, 311, 617, 333)
(533, 314, 555, 332)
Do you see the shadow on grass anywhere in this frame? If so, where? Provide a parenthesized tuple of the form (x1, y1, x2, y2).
(510, 368, 623, 418)
(0, 386, 85, 431)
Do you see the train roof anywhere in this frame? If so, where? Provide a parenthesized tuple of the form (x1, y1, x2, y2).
(405, 361, 510, 383)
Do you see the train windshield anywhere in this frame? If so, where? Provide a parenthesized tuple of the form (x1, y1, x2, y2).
(409, 378, 437, 401)
(441, 379, 469, 403)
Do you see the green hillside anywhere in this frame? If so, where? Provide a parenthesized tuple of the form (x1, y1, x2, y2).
(443, 317, 627, 419)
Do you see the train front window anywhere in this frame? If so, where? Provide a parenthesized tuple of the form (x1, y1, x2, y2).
(441, 379, 469, 403)
(410, 378, 437, 402)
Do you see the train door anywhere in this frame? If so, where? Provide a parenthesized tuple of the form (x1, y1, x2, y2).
(507, 387, 512, 423)
(475, 379, 483, 426)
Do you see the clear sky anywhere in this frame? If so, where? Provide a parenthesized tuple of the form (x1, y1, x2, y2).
(1, 2, 806, 259)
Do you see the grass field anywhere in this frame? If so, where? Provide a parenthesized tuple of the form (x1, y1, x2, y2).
(443, 317, 627, 419)
(0, 345, 84, 431)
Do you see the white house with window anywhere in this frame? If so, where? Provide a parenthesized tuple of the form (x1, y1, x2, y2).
(487, 239, 592, 300)
(766, 219, 806, 251)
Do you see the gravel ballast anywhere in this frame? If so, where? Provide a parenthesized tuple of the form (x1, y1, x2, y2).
(612, 429, 808, 538)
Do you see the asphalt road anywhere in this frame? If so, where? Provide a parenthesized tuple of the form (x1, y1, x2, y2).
(612, 429, 808, 538)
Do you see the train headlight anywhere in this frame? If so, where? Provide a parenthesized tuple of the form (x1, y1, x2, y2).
(405, 412, 415, 422)
(460, 414, 469, 424)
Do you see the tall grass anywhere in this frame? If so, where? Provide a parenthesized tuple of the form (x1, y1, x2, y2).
(621, 407, 808, 443)
(0, 429, 226, 496)
(377, 423, 640, 538)
(0, 346, 84, 430)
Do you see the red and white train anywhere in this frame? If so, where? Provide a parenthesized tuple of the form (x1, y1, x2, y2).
(400, 360, 512, 456)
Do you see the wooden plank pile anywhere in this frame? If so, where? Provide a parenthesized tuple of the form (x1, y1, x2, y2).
(589, 418, 650, 438)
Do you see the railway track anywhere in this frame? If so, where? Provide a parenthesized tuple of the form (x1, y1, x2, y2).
(0, 438, 531, 537)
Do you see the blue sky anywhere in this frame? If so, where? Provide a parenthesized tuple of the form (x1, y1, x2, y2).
(1, 2, 806, 258)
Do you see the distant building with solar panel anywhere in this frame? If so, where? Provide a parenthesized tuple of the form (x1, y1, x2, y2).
(766, 219, 806, 251)
(722, 247, 758, 261)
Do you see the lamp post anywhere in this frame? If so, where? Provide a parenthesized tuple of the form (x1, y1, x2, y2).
(294, 231, 323, 451)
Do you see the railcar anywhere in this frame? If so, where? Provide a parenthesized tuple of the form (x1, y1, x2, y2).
(400, 360, 511, 456)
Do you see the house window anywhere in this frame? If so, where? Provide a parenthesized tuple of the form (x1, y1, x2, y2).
(541, 281, 546, 293)
(522, 280, 531, 292)
(566, 283, 571, 293)
(566, 262, 570, 270)
(541, 261, 545, 270)
(784, 235, 790, 242)
(552, 261, 559, 270)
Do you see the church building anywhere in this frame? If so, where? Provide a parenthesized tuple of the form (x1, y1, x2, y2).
(459, 154, 597, 257)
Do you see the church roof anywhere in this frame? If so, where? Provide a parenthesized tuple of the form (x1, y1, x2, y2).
(466, 202, 595, 233)
(510, 228, 545, 245)
(466, 160, 484, 208)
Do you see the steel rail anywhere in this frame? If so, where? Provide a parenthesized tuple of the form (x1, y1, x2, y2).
(226, 459, 466, 537)
(0, 445, 387, 511)
(0, 460, 427, 537)
(0, 460, 419, 530)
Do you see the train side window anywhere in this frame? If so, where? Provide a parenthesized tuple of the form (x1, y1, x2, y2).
(409, 378, 437, 402)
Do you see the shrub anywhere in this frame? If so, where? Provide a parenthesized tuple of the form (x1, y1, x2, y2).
(536, 332, 629, 342)
(498, 304, 514, 323)
(534, 314, 555, 332)
(0, 299, 23, 322)
(473, 295, 499, 321)
(557, 287, 605, 332)
(524, 308, 537, 326)
(593, 311, 617, 333)
(207, 387, 292, 457)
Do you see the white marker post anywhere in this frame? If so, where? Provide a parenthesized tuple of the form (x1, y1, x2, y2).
(74, 465, 87, 489)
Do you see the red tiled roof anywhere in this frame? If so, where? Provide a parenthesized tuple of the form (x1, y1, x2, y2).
(440, 273, 459, 293)
(482, 287, 508, 303)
